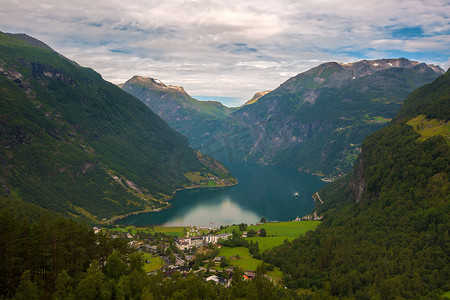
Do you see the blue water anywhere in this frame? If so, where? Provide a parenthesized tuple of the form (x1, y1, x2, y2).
(117, 163, 326, 227)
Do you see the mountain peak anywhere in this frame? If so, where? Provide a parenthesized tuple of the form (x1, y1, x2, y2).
(126, 75, 186, 93)
(4, 32, 54, 51)
(279, 58, 445, 94)
(242, 90, 272, 106)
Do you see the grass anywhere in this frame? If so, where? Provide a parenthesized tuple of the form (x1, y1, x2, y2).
(246, 237, 290, 252)
(407, 115, 450, 144)
(218, 247, 261, 271)
(444, 291, 450, 299)
(142, 252, 164, 273)
(221, 221, 320, 237)
(363, 113, 392, 124)
(184, 172, 207, 183)
(220, 221, 320, 252)
(151, 226, 185, 237)
(217, 246, 283, 282)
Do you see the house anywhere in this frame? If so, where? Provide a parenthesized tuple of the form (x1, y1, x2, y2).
(213, 256, 225, 263)
(244, 271, 256, 280)
(216, 233, 232, 241)
(175, 238, 190, 251)
(139, 244, 157, 253)
(206, 275, 220, 283)
(206, 275, 227, 285)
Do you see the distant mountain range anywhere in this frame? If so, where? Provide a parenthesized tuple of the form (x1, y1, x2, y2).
(0, 32, 236, 222)
(122, 58, 444, 178)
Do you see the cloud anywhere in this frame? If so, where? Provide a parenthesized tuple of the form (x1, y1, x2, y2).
(1, 0, 449, 105)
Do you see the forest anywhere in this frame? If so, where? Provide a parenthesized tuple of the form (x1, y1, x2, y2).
(263, 70, 450, 298)
(0, 208, 292, 299)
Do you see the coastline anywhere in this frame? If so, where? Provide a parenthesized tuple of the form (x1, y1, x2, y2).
(105, 179, 238, 225)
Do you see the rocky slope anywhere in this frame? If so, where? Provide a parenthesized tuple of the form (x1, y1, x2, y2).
(0, 32, 236, 222)
(201, 58, 444, 177)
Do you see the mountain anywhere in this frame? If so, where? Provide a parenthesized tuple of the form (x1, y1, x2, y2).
(264, 70, 449, 297)
(120, 76, 235, 148)
(200, 59, 444, 178)
(241, 90, 271, 107)
(0, 32, 236, 222)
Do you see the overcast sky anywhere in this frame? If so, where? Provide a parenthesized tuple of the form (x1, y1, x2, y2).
(1, 0, 449, 106)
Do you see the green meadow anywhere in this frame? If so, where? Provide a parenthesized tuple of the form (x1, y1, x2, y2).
(220, 221, 320, 252)
(142, 253, 164, 273)
(217, 247, 283, 281)
(407, 114, 450, 144)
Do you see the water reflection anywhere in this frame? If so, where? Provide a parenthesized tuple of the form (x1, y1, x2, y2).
(117, 163, 326, 227)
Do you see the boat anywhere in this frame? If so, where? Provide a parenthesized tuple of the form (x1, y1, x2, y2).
(294, 192, 299, 197)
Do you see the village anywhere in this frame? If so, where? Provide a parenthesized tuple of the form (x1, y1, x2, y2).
(94, 224, 262, 286)
(93, 218, 322, 286)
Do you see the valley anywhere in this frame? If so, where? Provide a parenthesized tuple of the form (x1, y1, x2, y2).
(122, 59, 444, 179)
(0, 31, 448, 299)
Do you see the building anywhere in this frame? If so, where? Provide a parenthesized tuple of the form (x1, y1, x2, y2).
(176, 233, 233, 251)
(203, 233, 232, 244)
(175, 236, 204, 250)
(213, 256, 225, 263)
(206, 275, 227, 285)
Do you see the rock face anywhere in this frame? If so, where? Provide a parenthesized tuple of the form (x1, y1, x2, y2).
(0, 32, 235, 221)
(200, 58, 444, 177)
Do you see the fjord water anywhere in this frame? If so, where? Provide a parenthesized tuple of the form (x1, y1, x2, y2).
(117, 163, 326, 227)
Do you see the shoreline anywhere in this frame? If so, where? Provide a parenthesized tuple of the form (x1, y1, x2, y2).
(105, 179, 238, 225)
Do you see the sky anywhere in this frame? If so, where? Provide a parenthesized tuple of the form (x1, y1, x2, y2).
(1, 0, 449, 106)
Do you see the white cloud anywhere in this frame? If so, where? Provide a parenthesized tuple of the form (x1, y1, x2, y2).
(0, 0, 449, 105)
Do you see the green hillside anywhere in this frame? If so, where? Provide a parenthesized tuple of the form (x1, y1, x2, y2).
(120, 76, 234, 148)
(264, 70, 450, 297)
(0, 32, 236, 222)
(200, 59, 444, 178)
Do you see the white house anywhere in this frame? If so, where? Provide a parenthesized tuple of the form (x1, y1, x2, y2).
(203, 233, 232, 244)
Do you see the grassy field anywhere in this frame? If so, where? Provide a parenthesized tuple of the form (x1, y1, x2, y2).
(142, 252, 164, 273)
(218, 247, 261, 270)
(217, 246, 283, 281)
(407, 115, 450, 144)
(220, 221, 320, 252)
(151, 226, 186, 237)
(246, 237, 290, 252)
(220, 220, 320, 236)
